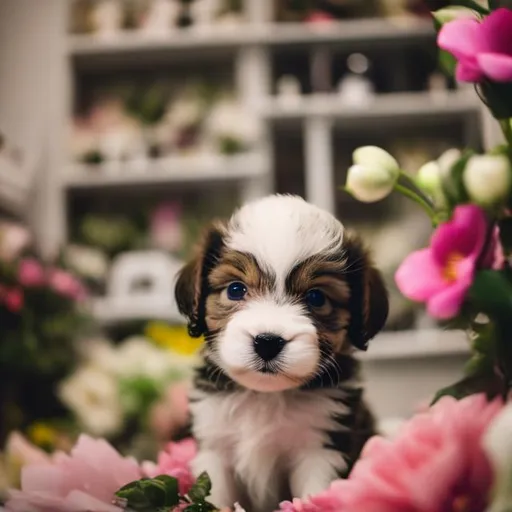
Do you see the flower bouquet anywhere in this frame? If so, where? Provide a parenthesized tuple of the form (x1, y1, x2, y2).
(6, 3, 512, 512)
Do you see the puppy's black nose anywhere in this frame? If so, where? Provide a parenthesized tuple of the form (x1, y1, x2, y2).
(253, 333, 286, 362)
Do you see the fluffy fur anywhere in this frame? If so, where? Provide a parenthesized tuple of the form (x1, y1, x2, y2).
(175, 194, 388, 511)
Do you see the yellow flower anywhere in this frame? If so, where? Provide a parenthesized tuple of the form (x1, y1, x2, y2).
(145, 322, 203, 356)
(27, 422, 57, 448)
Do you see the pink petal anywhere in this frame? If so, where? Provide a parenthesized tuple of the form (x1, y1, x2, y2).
(477, 52, 512, 81)
(65, 490, 122, 512)
(480, 8, 512, 54)
(395, 249, 446, 302)
(456, 60, 485, 82)
(438, 19, 488, 58)
(431, 205, 486, 263)
(426, 258, 474, 319)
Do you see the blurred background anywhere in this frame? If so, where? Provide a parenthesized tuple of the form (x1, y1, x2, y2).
(0, 0, 501, 488)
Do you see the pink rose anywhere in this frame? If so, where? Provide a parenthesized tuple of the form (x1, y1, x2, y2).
(47, 269, 87, 301)
(18, 258, 45, 287)
(0, 222, 31, 261)
(438, 8, 512, 82)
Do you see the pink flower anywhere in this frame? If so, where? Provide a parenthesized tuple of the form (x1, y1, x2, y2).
(18, 258, 45, 287)
(149, 382, 190, 441)
(6, 435, 141, 512)
(142, 438, 197, 495)
(150, 202, 183, 253)
(279, 394, 502, 512)
(4, 433, 51, 488)
(438, 8, 512, 82)
(47, 268, 87, 301)
(395, 205, 497, 319)
(4, 288, 24, 312)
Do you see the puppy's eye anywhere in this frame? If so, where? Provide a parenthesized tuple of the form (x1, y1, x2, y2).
(305, 289, 326, 309)
(227, 282, 247, 301)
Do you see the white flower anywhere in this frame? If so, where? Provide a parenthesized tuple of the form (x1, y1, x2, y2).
(64, 244, 109, 281)
(204, 100, 262, 151)
(483, 402, 512, 512)
(463, 154, 511, 206)
(437, 148, 462, 177)
(346, 146, 400, 203)
(59, 366, 123, 437)
(353, 146, 400, 176)
(416, 161, 445, 205)
(432, 6, 476, 25)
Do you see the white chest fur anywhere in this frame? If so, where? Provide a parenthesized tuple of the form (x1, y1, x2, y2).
(190, 388, 349, 511)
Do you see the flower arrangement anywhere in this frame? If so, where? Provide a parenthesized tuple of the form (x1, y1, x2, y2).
(71, 83, 261, 167)
(0, 221, 90, 446)
(58, 333, 198, 444)
(7, 3, 512, 512)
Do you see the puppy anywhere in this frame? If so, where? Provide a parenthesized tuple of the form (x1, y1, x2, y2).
(175, 194, 388, 512)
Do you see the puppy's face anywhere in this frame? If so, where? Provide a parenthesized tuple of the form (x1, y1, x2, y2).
(175, 195, 388, 393)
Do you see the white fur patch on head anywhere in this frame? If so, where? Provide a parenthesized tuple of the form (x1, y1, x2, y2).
(226, 195, 344, 290)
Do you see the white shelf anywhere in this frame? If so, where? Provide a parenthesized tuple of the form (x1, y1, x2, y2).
(260, 90, 480, 123)
(63, 153, 268, 189)
(361, 329, 470, 361)
(68, 18, 434, 60)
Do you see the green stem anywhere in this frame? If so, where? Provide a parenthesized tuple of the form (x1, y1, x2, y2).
(499, 118, 512, 148)
(394, 183, 437, 220)
(399, 171, 436, 208)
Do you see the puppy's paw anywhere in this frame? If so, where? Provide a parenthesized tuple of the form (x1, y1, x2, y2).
(290, 449, 345, 499)
(192, 450, 236, 508)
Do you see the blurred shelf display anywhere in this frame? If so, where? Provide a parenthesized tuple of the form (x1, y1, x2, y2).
(260, 90, 480, 123)
(361, 329, 469, 362)
(64, 153, 268, 189)
(68, 18, 434, 62)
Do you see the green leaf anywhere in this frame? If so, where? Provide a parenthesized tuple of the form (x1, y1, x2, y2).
(440, 149, 473, 209)
(438, 50, 458, 78)
(115, 475, 180, 511)
(450, 0, 490, 14)
(431, 370, 503, 404)
(470, 270, 512, 319)
(188, 472, 212, 502)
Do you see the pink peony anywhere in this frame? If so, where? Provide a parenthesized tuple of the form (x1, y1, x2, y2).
(142, 438, 197, 495)
(18, 258, 45, 287)
(438, 8, 512, 82)
(47, 269, 87, 301)
(395, 204, 498, 319)
(6, 435, 142, 512)
(4, 288, 24, 313)
(279, 394, 503, 512)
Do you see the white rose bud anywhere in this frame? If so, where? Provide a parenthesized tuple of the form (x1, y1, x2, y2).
(353, 146, 400, 179)
(483, 403, 512, 512)
(416, 161, 446, 206)
(432, 7, 476, 25)
(346, 164, 397, 203)
(463, 154, 511, 206)
(437, 148, 462, 177)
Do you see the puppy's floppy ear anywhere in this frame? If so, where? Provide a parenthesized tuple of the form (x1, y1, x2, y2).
(344, 232, 389, 351)
(175, 222, 225, 338)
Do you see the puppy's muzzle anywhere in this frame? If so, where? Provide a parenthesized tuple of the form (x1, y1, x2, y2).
(253, 333, 286, 362)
